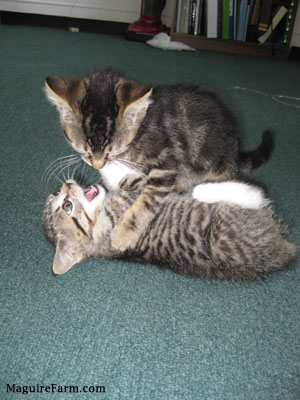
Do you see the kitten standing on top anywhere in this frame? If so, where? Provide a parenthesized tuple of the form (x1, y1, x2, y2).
(45, 67, 273, 251)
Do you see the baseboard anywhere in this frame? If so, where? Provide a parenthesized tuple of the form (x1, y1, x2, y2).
(290, 46, 300, 60)
(0, 11, 129, 36)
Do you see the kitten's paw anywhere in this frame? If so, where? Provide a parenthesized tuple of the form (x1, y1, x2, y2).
(111, 223, 139, 251)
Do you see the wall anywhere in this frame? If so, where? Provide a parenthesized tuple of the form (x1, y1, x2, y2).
(0, 0, 174, 27)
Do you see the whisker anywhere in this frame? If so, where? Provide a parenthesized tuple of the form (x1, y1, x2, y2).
(62, 168, 67, 182)
(80, 162, 87, 183)
(55, 175, 64, 185)
(59, 160, 81, 182)
(30, 201, 49, 206)
(48, 156, 80, 171)
(42, 154, 79, 179)
(117, 158, 144, 172)
(45, 159, 81, 189)
(42, 155, 80, 186)
(71, 162, 82, 181)
(44, 157, 79, 180)
(44, 162, 66, 188)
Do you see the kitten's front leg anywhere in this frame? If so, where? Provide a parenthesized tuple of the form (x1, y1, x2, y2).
(111, 169, 176, 251)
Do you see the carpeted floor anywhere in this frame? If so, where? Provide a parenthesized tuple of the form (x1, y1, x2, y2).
(0, 24, 299, 399)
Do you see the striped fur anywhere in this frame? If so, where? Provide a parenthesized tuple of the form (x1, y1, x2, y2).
(45, 67, 274, 251)
(42, 176, 297, 280)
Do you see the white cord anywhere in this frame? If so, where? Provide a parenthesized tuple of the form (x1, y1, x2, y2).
(227, 86, 300, 109)
(227, 86, 269, 97)
(272, 95, 300, 108)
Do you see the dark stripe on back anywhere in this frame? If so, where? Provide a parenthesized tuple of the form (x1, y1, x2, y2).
(149, 173, 177, 188)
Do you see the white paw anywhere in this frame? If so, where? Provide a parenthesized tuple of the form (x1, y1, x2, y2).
(193, 181, 269, 209)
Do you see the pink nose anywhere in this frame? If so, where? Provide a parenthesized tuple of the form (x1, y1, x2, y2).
(92, 159, 105, 170)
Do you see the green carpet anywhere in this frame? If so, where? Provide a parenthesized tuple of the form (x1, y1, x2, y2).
(0, 24, 299, 399)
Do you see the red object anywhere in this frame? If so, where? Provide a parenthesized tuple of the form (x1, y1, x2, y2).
(127, 0, 168, 37)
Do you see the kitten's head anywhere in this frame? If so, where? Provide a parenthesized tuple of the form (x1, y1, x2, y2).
(42, 180, 107, 275)
(45, 68, 152, 170)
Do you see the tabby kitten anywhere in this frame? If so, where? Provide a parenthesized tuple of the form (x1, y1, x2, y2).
(45, 68, 273, 251)
(42, 174, 296, 280)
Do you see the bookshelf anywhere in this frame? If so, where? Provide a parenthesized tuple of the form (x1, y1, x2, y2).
(171, 0, 299, 59)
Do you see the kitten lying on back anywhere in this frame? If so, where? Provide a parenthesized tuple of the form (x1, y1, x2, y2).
(42, 174, 296, 281)
(45, 67, 274, 252)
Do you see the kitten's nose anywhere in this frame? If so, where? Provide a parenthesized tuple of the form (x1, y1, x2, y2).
(92, 159, 105, 170)
(62, 180, 75, 191)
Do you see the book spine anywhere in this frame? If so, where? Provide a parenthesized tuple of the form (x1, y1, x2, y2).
(189, 0, 197, 34)
(228, 0, 235, 39)
(194, 0, 201, 34)
(222, 0, 230, 39)
(206, 0, 219, 38)
(217, 0, 223, 38)
(247, 0, 255, 24)
(243, 5, 251, 41)
(258, 0, 273, 32)
(250, 0, 261, 25)
(237, 0, 248, 40)
(176, 0, 183, 32)
(178, 0, 190, 33)
(233, 0, 238, 40)
(197, 0, 204, 35)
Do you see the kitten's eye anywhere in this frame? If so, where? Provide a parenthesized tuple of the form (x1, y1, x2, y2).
(62, 200, 73, 215)
(54, 190, 60, 196)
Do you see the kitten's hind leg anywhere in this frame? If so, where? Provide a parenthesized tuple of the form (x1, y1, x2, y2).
(110, 169, 177, 251)
(193, 181, 270, 209)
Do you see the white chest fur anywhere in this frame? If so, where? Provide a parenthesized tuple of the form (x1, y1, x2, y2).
(100, 160, 144, 190)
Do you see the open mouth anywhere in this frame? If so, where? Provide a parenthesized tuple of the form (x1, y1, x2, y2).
(84, 185, 100, 201)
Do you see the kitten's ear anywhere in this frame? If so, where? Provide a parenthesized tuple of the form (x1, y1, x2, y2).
(117, 81, 153, 123)
(45, 76, 86, 111)
(52, 239, 83, 275)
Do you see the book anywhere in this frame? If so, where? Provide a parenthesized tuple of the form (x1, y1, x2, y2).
(258, 0, 273, 32)
(206, 0, 219, 38)
(176, 0, 183, 32)
(178, 0, 191, 33)
(237, 0, 248, 41)
(233, 0, 239, 40)
(194, 0, 204, 35)
(217, 0, 223, 38)
(246, 0, 261, 41)
(243, 5, 251, 41)
(222, 0, 230, 39)
(258, 5, 288, 43)
(247, 0, 256, 26)
(228, 0, 235, 40)
(250, 0, 261, 25)
(189, 0, 197, 34)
